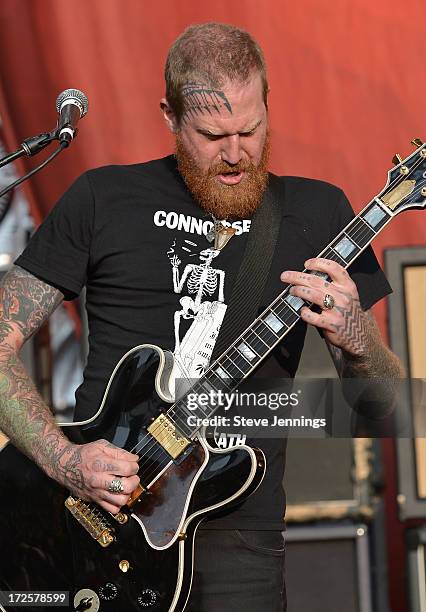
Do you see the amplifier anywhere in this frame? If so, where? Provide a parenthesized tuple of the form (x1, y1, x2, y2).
(285, 523, 373, 612)
(407, 527, 426, 611)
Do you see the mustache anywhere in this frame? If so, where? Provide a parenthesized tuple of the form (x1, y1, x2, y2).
(206, 159, 254, 177)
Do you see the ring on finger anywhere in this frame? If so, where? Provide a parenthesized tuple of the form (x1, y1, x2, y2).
(108, 478, 124, 494)
(322, 293, 335, 310)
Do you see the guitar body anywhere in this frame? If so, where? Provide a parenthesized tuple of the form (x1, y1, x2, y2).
(0, 345, 265, 611)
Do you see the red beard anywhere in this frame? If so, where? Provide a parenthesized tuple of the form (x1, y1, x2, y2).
(175, 133, 270, 220)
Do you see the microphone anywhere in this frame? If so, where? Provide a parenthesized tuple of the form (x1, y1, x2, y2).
(55, 89, 89, 144)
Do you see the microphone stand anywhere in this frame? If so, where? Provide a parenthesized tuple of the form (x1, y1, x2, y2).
(0, 127, 70, 200)
(0, 140, 68, 200)
(0, 129, 59, 169)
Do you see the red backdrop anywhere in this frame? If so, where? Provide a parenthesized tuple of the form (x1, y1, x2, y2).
(1, 1, 425, 609)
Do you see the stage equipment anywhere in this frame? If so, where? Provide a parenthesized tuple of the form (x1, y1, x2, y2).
(285, 523, 373, 612)
(0, 88, 89, 200)
(56, 89, 88, 144)
(386, 246, 426, 519)
(285, 437, 377, 521)
(407, 527, 426, 611)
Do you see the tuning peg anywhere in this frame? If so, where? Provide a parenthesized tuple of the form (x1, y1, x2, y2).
(392, 154, 403, 165)
(411, 138, 424, 148)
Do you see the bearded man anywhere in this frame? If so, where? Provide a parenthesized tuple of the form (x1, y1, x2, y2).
(0, 22, 403, 612)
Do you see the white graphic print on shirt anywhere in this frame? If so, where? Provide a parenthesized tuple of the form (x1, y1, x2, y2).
(168, 240, 227, 380)
(167, 236, 247, 449)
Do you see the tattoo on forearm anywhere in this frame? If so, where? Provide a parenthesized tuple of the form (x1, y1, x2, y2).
(328, 301, 404, 380)
(0, 267, 63, 341)
(0, 267, 83, 489)
(181, 82, 232, 123)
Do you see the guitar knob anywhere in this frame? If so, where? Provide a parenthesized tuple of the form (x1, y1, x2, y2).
(392, 153, 403, 165)
(411, 137, 424, 148)
(137, 589, 159, 607)
(98, 582, 118, 601)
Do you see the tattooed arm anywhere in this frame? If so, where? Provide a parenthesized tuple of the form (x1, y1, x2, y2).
(0, 266, 139, 513)
(281, 258, 405, 417)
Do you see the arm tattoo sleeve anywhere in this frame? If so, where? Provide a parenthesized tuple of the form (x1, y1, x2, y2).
(0, 266, 63, 343)
(0, 266, 80, 486)
(326, 310, 405, 418)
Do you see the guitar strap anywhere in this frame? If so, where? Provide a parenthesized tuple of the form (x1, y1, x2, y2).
(211, 173, 284, 361)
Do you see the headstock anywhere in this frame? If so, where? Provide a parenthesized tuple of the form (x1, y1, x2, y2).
(378, 138, 426, 215)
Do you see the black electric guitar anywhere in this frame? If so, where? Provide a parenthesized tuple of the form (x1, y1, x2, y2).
(1, 141, 425, 612)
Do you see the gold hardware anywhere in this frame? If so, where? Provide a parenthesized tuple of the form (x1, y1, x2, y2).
(65, 496, 114, 548)
(147, 413, 190, 459)
(381, 180, 416, 211)
(392, 153, 403, 165)
(400, 165, 409, 175)
(112, 511, 129, 524)
(178, 532, 187, 541)
(126, 483, 145, 509)
(421, 149, 426, 159)
(412, 138, 424, 147)
(422, 187, 426, 196)
(119, 560, 131, 572)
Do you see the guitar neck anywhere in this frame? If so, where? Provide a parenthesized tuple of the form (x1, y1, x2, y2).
(169, 197, 393, 435)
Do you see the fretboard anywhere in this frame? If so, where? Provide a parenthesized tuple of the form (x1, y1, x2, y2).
(167, 198, 392, 437)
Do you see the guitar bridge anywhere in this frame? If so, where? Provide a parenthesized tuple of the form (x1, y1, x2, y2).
(65, 496, 114, 547)
(147, 413, 190, 459)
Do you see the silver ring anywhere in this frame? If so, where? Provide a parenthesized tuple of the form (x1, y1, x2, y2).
(108, 478, 124, 494)
(323, 293, 335, 310)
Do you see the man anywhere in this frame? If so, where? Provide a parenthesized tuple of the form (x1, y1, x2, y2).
(0, 23, 403, 611)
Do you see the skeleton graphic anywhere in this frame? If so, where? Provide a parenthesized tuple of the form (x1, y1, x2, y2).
(168, 245, 227, 380)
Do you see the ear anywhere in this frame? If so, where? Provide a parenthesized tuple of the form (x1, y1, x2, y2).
(160, 98, 179, 133)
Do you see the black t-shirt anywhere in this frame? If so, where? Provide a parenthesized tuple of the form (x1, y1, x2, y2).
(15, 155, 392, 530)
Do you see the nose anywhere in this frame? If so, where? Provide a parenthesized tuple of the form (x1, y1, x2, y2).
(220, 134, 242, 165)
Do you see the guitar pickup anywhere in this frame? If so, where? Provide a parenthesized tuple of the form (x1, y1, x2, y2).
(147, 413, 190, 459)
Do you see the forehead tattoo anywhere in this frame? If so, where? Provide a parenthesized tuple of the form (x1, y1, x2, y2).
(181, 82, 233, 123)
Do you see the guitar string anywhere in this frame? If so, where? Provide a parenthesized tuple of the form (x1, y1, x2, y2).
(129, 160, 426, 482)
(132, 245, 355, 482)
(131, 218, 397, 479)
(131, 225, 388, 480)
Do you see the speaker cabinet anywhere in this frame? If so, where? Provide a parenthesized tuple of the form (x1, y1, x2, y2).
(407, 527, 426, 611)
(386, 247, 426, 519)
(284, 437, 375, 521)
(285, 524, 373, 612)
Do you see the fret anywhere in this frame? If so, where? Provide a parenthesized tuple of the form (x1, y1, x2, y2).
(263, 309, 288, 334)
(327, 247, 347, 266)
(173, 397, 197, 423)
(205, 368, 233, 391)
(227, 347, 252, 373)
(252, 320, 278, 347)
(198, 379, 217, 395)
(330, 234, 360, 262)
(245, 329, 270, 354)
(184, 386, 210, 417)
(171, 397, 206, 433)
(213, 364, 232, 380)
(284, 293, 305, 313)
(236, 340, 259, 362)
(347, 218, 375, 246)
(364, 201, 389, 231)
(274, 296, 300, 327)
(221, 355, 245, 378)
